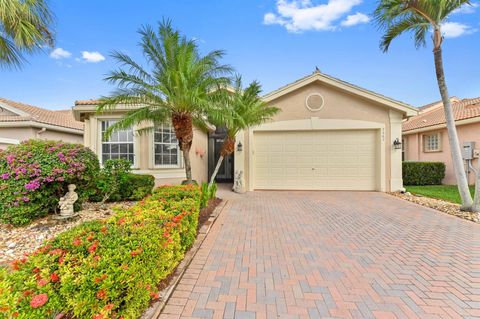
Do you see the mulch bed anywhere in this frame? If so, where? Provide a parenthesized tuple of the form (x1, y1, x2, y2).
(390, 192, 480, 224)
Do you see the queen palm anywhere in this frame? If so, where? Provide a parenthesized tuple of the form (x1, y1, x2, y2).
(374, 0, 474, 210)
(0, 0, 54, 68)
(97, 20, 232, 184)
(207, 76, 279, 187)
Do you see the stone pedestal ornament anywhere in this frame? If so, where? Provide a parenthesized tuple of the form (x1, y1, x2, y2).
(233, 170, 246, 194)
(55, 184, 79, 219)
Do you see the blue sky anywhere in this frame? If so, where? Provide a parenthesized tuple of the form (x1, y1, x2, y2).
(1, 0, 479, 110)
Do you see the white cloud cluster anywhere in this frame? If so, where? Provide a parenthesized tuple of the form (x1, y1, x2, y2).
(80, 51, 106, 63)
(441, 22, 476, 38)
(452, 2, 479, 14)
(50, 48, 71, 59)
(263, 0, 369, 32)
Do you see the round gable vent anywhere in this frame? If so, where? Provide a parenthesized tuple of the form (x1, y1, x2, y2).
(305, 93, 325, 112)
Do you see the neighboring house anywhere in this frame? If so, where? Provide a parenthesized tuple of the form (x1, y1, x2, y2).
(73, 100, 209, 185)
(0, 98, 84, 149)
(402, 97, 480, 185)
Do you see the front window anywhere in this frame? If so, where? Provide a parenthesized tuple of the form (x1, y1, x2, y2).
(402, 138, 406, 161)
(423, 133, 441, 152)
(154, 124, 180, 166)
(101, 120, 134, 164)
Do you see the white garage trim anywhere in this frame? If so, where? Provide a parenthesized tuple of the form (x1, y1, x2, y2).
(245, 118, 386, 192)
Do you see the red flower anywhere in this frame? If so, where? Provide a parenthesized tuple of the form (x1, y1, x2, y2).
(58, 255, 65, 265)
(93, 314, 104, 319)
(11, 260, 21, 271)
(88, 241, 99, 253)
(149, 291, 160, 299)
(104, 303, 114, 311)
(100, 226, 107, 234)
(163, 231, 170, 238)
(86, 234, 94, 241)
(73, 237, 82, 246)
(22, 290, 33, 297)
(32, 267, 40, 274)
(37, 278, 49, 287)
(50, 273, 60, 283)
(48, 248, 63, 255)
(117, 217, 126, 225)
(94, 274, 107, 283)
(96, 289, 107, 299)
(30, 293, 48, 308)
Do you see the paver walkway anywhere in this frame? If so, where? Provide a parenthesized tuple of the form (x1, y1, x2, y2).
(159, 191, 480, 319)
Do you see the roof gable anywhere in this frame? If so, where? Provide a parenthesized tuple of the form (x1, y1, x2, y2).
(263, 71, 418, 117)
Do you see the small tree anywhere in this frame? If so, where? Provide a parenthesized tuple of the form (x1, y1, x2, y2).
(98, 20, 232, 184)
(373, 0, 474, 210)
(207, 76, 279, 187)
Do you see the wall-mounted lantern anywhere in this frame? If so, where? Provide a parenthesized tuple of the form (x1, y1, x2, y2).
(237, 142, 243, 152)
(393, 138, 402, 150)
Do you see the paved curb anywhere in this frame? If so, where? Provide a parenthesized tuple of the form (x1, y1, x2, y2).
(141, 199, 228, 319)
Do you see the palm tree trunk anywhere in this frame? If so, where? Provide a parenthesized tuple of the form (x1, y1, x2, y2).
(209, 156, 224, 188)
(433, 47, 473, 210)
(172, 113, 194, 184)
(473, 160, 480, 213)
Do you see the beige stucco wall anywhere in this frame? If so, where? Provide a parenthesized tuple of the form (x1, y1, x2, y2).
(0, 127, 83, 150)
(83, 113, 208, 185)
(237, 80, 405, 192)
(403, 122, 480, 185)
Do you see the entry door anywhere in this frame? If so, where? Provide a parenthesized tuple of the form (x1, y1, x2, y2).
(253, 130, 377, 190)
(213, 138, 233, 181)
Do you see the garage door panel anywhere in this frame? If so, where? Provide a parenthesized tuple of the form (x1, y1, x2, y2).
(253, 130, 377, 191)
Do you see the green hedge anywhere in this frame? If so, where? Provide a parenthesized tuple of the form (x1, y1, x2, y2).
(90, 173, 155, 202)
(403, 161, 446, 186)
(0, 185, 201, 319)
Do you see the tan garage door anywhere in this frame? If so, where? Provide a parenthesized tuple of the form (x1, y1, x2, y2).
(254, 130, 377, 190)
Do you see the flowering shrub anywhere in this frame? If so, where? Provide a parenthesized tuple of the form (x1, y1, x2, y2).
(0, 185, 201, 319)
(0, 140, 100, 225)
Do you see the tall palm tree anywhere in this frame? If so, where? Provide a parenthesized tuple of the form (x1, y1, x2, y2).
(374, 0, 474, 210)
(97, 20, 232, 184)
(207, 76, 279, 187)
(0, 0, 54, 68)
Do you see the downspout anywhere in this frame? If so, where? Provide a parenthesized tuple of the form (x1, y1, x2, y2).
(36, 127, 47, 138)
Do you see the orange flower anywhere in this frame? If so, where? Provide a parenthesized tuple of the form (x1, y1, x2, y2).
(104, 303, 114, 311)
(88, 241, 99, 253)
(100, 226, 107, 234)
(73, 237, 82, 246)
(96, 289, 107, 299)
(37, 278, 48, 287)
(32, 267, 40, 274)
(149, 291, 160, 299)
(94, 274, 107, 283)
(50, 273, 60, 283)
(30, 293, 48, 308)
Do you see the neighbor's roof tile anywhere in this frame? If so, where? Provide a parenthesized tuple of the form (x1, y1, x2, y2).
(403, 97, 480, 132)
(0, 98, 83, 131)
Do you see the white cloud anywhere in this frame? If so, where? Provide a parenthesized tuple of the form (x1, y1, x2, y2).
(263, 0, 364, 32)
(452, 2, 479, 14)
(441, 22, 476, 38)
(340, 12, 369, 27)
(80, 51, 106, 63)
(50, 48, 71, 59)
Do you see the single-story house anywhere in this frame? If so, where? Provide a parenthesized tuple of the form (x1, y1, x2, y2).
(402, 97, 480, 185)
(0, 98, 84, 149)
(74, 70, 417, 192)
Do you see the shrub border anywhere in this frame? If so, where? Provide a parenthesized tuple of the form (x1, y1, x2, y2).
(141, 199, 228, 319)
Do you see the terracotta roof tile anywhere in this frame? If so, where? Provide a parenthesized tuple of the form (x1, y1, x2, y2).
(0, 98, 83, 131)
(75, 99, 99, 105)
(403, 98, 480, 132)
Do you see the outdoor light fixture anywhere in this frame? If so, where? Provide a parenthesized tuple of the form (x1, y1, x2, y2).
(237, 142, 243, 152)
(393, 138, 402, 150)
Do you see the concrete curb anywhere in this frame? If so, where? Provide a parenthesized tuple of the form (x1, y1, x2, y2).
(141, 199, 228, 319)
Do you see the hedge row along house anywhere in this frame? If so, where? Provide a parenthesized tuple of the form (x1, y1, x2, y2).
(402, 97, 480, 185)
(74, 70, 418, 192)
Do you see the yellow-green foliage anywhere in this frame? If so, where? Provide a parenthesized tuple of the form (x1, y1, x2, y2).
(0, 185, 201, 319)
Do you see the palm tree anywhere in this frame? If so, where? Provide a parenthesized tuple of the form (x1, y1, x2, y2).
(0, 0, 55, 68)
(97, 20, 232, 184)
(207, 76, 279, 187)
(374, 0, 474, 210)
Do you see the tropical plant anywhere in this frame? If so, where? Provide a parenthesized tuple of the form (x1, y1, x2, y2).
(0, 0, 55, 68)
(207, 76, 279, 187)
(373, 0, 475, 210)
(97, 20, 232, 184)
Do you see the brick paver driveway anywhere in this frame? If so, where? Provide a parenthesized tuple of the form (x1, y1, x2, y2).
(160, 192, 480, 319)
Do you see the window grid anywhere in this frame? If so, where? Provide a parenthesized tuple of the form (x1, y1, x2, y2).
(154, 124, 180, 166)
(101, 120, 134, 164)
(424, 133, 440, 152)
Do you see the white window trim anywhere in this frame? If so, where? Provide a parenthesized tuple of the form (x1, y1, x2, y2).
(96, 117, 140, 169)
(423, 132, 442, 153)
(148, 124, 184, 170)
